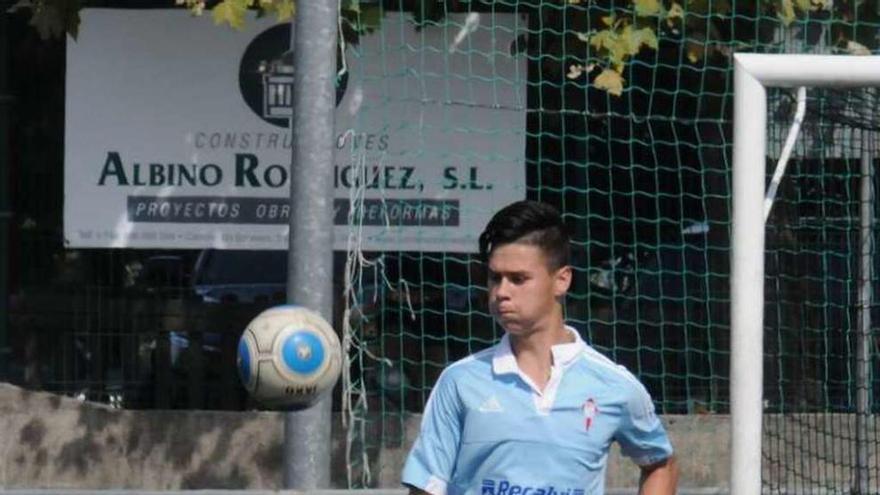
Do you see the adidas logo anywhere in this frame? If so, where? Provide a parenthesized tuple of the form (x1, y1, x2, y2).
(478, 396, 503, 413)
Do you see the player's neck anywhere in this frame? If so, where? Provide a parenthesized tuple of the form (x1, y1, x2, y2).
(508, 311, 570, 360)
(509, 312, 569, 392)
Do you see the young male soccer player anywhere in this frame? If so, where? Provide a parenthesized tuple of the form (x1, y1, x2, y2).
(402, 200, 678, 495)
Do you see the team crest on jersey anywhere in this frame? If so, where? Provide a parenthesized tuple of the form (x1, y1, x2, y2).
(582, 398, 599, 431)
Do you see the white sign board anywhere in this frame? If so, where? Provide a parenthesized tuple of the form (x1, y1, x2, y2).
(64, 9, 527, 251)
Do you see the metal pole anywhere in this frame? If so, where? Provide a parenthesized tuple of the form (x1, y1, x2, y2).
(0, 10, 12, 380)
(855, 136, 873, 495)
(284, 0, 339, 489)
(730, 55, 768, 495)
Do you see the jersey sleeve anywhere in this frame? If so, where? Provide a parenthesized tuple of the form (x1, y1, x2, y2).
(615, 379, 674, 466)
(401, 369, 463, 495)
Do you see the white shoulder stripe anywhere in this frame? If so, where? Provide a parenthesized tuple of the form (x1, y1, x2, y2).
(579, 345, 648, 392)
(444, 345, 495, 371)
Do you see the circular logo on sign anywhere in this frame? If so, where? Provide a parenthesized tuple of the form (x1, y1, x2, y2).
(239, 24, 348, 128)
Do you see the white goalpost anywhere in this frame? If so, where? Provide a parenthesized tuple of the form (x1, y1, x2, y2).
(731, 53, 880, 495)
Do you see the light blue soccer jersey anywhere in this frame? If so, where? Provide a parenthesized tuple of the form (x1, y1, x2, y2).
(402, 326, 673, 495)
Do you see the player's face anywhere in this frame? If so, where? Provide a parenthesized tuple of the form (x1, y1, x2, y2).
(487, 242, 571, 335)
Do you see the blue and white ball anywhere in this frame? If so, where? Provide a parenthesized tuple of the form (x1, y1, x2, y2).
(237, 305, 342, 407)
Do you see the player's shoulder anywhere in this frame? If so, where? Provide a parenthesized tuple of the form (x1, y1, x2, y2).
(576, 345, 660, 420)
(576, 343, 650, 397)
(435, 345, 495, 384)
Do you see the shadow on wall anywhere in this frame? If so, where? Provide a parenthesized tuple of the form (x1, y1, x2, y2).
(3, 383, 299, 489)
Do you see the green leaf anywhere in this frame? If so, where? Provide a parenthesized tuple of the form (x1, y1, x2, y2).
(626, 26, 658, 53)
(686, 42, 704, 63)
(212, 0, 250, 29)
(618, 26, 638, 56)
(777, 0, 796, 25)
(633, 0, 662, 17)
(589, 29, 616, 52)
(263, 0, 294, 21)
(594, 68, 624, 96)
(666, 2, 684, 22)
(180, 0, 206, 16)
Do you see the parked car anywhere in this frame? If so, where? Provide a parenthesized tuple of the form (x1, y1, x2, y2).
(125, 249, 291, 408)
(191, 249, 289, 304)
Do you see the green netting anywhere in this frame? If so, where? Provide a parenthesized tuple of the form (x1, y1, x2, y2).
(761, 87, 880, 493)
(335, 1, 880, 491)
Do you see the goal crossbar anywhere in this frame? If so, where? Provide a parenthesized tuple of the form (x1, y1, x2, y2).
(731, 53, 880, 495)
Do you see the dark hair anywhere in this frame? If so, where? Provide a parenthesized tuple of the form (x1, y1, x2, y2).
(478, 200, 570, 270)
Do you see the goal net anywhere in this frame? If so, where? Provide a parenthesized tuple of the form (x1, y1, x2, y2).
(732, 54, 880, 495)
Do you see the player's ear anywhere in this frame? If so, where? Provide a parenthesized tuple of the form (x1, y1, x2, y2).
(553, 264, 572, 297)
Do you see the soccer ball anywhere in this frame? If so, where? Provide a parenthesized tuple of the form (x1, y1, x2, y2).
(237, 305, 342, 408)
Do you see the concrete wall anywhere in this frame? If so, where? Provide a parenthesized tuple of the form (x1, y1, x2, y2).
(1, 383, 292, 489)
(1, 382, 731, 490)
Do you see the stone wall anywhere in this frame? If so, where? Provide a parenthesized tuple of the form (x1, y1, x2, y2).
(0, 382, 733, 490)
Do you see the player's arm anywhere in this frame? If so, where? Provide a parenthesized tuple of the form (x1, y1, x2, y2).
(615, 377, 677, 494)
(637, 455, 678, 495)
(401, 369, 463, 495)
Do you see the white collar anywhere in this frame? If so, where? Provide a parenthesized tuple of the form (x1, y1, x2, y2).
(492, 325, 586, 376)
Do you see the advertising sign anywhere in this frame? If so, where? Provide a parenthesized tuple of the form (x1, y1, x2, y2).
(64, 9, 527, 251)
